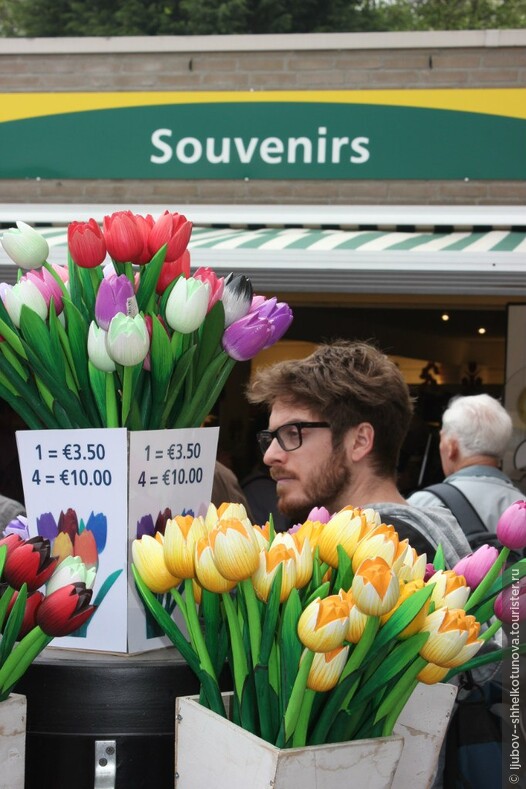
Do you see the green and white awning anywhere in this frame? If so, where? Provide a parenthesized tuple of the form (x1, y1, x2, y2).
(1, 226, 526, 295)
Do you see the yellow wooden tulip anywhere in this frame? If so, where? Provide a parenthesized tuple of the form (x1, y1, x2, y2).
(208, 518, 260, 581)
(194, 536, 236, 594)
(272, 532, 313, 589)
(396, 546, 427, 582)
(351, 556, 400, 616)
(338, 589, 368, 644)
(132, 535, 181, 594)
(317, 508, 374, 568)
(417, 662, 450, 685)
(352, 523, 404, 573)
(252, 542, 297, 603)
(306, 646, 350, 692)
(419, 608, 480, 667)
(426, 570, 470, 610)
(163, 514, 207, 579)
(298, 595, 350, 653)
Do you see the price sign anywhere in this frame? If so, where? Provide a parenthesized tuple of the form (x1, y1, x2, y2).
(128, 427, 219, 529)
(16, 428, 129, 652)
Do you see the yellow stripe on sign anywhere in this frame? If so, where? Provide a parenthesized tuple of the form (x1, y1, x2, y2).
(0, 88, 525, 123)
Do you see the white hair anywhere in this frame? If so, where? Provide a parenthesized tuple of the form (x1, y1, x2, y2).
(441, 394, 513, 458)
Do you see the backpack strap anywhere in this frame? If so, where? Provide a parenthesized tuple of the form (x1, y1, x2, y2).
(423, 482, 488, 540)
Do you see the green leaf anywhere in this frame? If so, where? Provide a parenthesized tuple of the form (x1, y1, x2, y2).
(371, 584, 435, 652)
(0, 382, 46, 429)
(0, 626, 52, 700)
(259, 565, 282, 665)
(0, 584, 28, 669)
(62, 299, 102, 426)
(88, 362, 109, 425)
(136, 244, 167, 312)
(159, 345, 197, 428)
(195, 300, 226, 382)
(303, 580, 331, 608)
(332, 545, 353, 592)
(19, 306, 90, 427)
(175, 352, 235, 428)
(351, 631, 429, 707)
(148, 315, 174, 428)
(433, 544, 446, 571)
(471, 558, 526, 611)
(0, 584, 14, 634)
(131, 565, 201, 674)
(279, 588, 302, 717)
(0, 351, 59, 428)
(445, 642, 526, 681)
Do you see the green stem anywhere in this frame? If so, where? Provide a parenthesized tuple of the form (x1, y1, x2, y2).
(221, 591, 249, 703)
(121, 365, 134, 425)
(382, 676, 419, 737)
(374, 655, 427, 728)
(240, 579, 262, 668)
(292, 687, 316, 748)
(480, 617, 503, 642)
(340, 616, 379, 681)
(170, 587, 191, 639)
(124, 262, 134, 285)
(183, 578, 218, 683)
(105, 372, 119, 427)
(0, 626, 52, 699)
(278, 650, 315, 747)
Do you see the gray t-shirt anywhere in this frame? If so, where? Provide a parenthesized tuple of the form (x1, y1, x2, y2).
(368, 501, 471, 568)
(408, 465, 524, 534)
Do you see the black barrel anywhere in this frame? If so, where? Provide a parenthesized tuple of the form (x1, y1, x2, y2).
(16, 646, 203, 789)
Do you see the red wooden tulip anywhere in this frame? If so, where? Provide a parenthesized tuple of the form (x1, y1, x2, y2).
(3, 537, 58, 593)
(68, 219, 107, 268)
(36, 582, 96, 636)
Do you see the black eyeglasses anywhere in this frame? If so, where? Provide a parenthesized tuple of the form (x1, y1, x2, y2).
(256, 421, 330, 454)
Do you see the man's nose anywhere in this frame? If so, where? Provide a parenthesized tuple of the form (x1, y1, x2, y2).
(263, 437, 284, 464)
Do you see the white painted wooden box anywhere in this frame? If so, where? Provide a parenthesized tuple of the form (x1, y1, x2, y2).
(0, 693, 26, 789)
(174, 683, 456, 789)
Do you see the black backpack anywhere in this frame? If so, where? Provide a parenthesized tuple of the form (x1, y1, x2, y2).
(421, 480, 500, 551)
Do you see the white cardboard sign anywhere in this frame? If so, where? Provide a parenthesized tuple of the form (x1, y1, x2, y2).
(16, 426, 218, 654)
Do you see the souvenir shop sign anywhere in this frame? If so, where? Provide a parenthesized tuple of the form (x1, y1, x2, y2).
(0, 88, 524, 180)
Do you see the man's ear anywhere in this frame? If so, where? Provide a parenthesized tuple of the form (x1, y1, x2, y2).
(447, 436, 461, 462)
(346, 423, 374, 462)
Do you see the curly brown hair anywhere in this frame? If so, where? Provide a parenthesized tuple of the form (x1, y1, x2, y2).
(247, 340, 414, 477)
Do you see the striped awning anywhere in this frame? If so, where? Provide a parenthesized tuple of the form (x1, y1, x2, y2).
(1, 226, 526, 295)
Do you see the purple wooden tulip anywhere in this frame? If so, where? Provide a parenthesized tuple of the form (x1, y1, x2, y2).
(95, 274, 138, 331)
(453, 544, 499, 589)
(253, 298, 293, 349)
(494, 577, 526, 624)
(221, 312, 273, 361)
(5, 515, 30, 540)
(496, 500, 526, 551)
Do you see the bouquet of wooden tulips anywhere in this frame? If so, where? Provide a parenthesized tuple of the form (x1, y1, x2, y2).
(0, 520, 111, 701)
(0, 211, 292, 429)
(132, 500, 525, 748)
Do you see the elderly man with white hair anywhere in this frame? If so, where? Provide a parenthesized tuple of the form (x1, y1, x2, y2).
(409, 393, 523, 537)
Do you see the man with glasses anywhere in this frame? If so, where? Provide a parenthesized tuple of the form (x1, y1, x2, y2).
(247, 339, 470, 567)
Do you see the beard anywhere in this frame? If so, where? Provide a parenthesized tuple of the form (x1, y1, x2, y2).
(274, 446, 351, 522)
